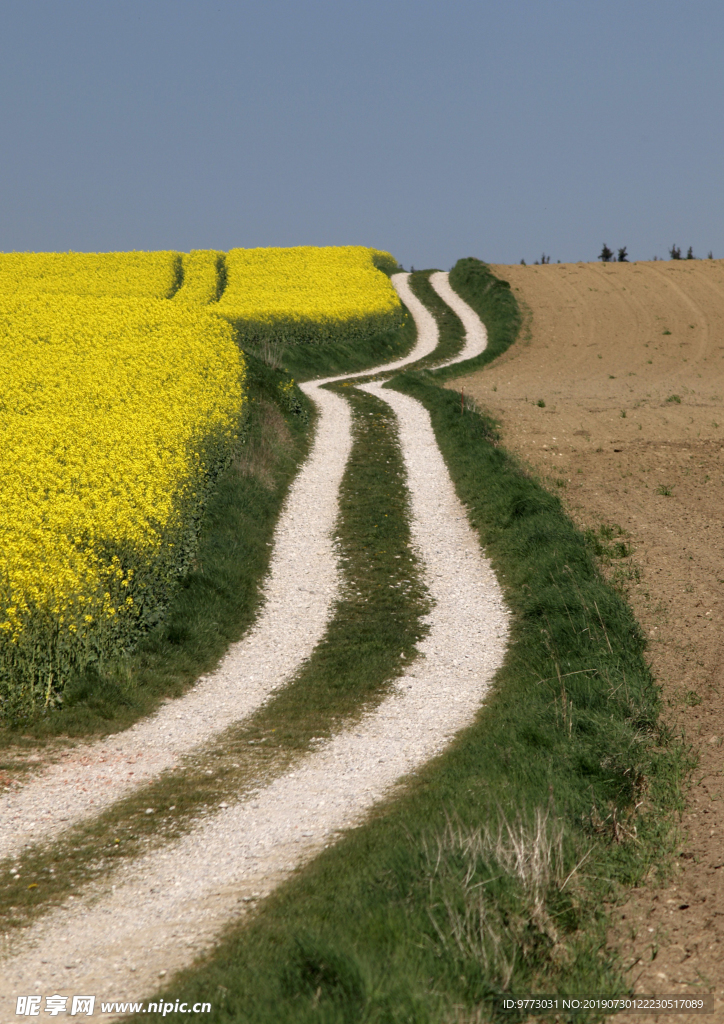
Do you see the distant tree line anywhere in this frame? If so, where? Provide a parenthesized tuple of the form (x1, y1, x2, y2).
(599, 243, 714, 262)
(665, 244, 713, 260)
(520, 254, 554, 265)
(518, 246, 715, 265)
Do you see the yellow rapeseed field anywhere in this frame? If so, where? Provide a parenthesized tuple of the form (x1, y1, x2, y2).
(217, 245, 403, 344)
(0, 250, 181, 299)
(0, 243, 403, 714)
(0, 293, 245, 712)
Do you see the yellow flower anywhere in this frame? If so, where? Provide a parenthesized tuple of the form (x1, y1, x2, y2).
(172, 250, 223, 305)
(0, 243, 404, 713)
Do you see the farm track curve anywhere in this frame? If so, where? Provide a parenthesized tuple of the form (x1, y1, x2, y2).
(0, 275, 510, 1017)
(0, 273, 438, 862)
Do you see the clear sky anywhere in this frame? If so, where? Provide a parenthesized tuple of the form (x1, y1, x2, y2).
(1, 0, 722, 269)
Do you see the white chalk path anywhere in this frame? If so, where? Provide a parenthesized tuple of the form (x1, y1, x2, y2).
(0, 273, 446, 861)
(0, 282, 507, 1015)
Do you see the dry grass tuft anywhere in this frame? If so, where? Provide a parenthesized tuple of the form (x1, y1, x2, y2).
(423, 806, 589, 992)
(255, 338, 287, 370)
(589, 800, 640, 844)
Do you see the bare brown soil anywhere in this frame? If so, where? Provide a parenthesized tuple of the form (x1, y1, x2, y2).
(449, 260, 724, 1015)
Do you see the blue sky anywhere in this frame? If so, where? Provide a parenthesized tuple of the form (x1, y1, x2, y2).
(1, 0, 722, 268)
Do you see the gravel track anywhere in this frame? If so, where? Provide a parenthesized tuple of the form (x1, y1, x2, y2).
(0, 281, 508, 1013)
(0, 273, 439, 862)
(428, 270, 488, 363)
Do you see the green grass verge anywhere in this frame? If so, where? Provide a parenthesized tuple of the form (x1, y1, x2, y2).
(430, 255, 523, 381)
(0, 388, 429, 933)
(0, 356, 312, 751)
(128, 260, 688, 1024)
(243, 315, 417, 384)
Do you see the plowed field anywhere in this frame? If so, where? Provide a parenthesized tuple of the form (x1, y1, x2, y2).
(450, 259, 724, 1009)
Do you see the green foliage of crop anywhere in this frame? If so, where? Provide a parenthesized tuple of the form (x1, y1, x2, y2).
(277, 315, 417, 382)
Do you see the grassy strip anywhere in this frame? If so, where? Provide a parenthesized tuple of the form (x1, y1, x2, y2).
(0, 389, 430, 933)
(428, 255, 524, 382)
(235, 386, 430, 747)
(0, 356, 311, 752)
(128, 261, 688, 1024)
(259, 315, 417, 383)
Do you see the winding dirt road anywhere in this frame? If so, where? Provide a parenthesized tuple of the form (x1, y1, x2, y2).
(0, 275, 509, 1019)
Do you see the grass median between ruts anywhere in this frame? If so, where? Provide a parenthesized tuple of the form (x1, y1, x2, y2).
(130, 259, 688, 1024)
(406, 270, 465, 367)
